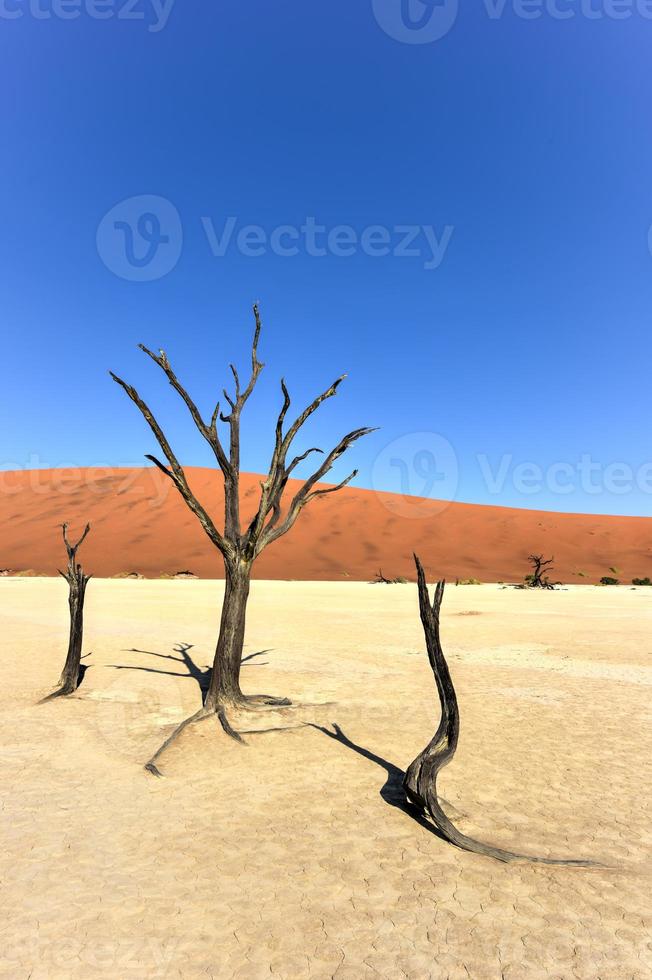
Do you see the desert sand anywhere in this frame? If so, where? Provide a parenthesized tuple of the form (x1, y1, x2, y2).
(1, 467, 651, 584)
(1, 576, 651, 978)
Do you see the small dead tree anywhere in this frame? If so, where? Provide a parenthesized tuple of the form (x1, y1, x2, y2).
(403, 554, 595, 865)
(42, 523, 92, 700)
(111, 303, 375, 770)
(527, 553, 556, 589)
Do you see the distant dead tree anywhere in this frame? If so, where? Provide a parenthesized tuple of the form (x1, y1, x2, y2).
(111, 303, 375, 771)
(41, 523, 91, 701)
(403, 554, 595, 865)
(526, 554, 557, 589)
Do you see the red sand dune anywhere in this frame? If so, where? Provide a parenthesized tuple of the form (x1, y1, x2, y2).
(1, 467, 650, 582)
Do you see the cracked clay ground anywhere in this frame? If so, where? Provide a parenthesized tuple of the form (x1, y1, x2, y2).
(1, 579, 651, 979)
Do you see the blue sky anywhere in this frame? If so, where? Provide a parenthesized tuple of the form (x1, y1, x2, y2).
(1, 1, 651, 515)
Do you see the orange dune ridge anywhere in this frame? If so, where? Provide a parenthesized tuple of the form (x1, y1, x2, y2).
(0, 467, 650, 582)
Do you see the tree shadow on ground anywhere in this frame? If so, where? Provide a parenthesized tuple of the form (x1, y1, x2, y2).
(108, 644, 271, 701)
(310, 722, 451, 845)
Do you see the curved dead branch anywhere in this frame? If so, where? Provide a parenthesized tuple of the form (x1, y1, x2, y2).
(404, 554, 598, 866)
(144, 707, 220, 777)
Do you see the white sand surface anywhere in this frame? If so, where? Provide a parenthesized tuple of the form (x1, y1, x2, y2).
(1, 579, 651, 978)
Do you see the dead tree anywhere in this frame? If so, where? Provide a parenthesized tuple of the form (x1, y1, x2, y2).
(111, 303, 375, 771)
(403, 554, 595, 865)
(526, 553, 556, 589)
(42, 523, 92, 700)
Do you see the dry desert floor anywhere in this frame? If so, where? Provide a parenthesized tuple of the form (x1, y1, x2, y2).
(1, 579, 651, 979)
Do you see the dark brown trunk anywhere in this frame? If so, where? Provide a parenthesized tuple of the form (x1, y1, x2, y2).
(404, 554, 596, 866)
(204, 559, 251, 709)
(58, 570, 88, 694)
(41, 523, 92, 702)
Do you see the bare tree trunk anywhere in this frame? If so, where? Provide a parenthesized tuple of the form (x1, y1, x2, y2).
(204, 560, 251, 708)
(41, 523, 91, 702)
(404, 553, 596, 866)
(145, 557, 290, 775)
(203, 558, 292, 711)
(58, 565, 89, 693)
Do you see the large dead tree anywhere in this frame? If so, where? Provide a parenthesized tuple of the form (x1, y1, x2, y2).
(111, 303, 375, 770)
(403, 554, 595, 865)
(41, 523, 92, 701)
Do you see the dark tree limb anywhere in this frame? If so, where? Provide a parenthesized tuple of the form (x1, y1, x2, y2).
(40, 523, 92, 701)
(144, 707, 219, 777)
(403, 554, 597, 865)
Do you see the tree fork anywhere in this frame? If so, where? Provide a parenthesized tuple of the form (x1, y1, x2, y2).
(404, 554, 598, 866)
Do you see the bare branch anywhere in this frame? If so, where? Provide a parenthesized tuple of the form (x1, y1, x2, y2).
(287, 447, 323, 474)
(244, 302, 264, 402)
(244, 370, 358, 552)
(61, 521, 91, 560)
(138, 345, 206, 435)
(276, 379, 291, 444)
(110, 371, 184, 476)
(110, 371, 233, 559)
(210, 402, 221, 432)
(294, 427, 376, 496)
(281, 375, 346, 458)
(145, 454, 174, 479)
(222, 303, 265, 419)
(303, 468, 358, 500)
(258, 426, 376, 552)
(137, 345, 230, 475)
(219, 304, 267, 539)
(229, 364, 241, 399)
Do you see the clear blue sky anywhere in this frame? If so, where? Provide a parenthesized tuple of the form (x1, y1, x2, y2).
(1, 2, 651, 515)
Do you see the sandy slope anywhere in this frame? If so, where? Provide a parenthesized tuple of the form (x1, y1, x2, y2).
(0, 578, 651, 978)
(1, 466, 651, 582)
